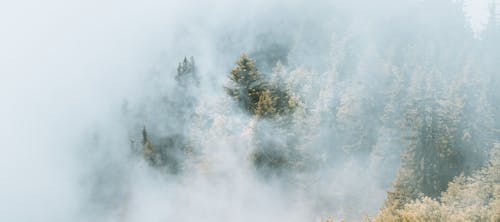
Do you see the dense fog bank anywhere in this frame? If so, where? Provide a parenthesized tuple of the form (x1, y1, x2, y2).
(1, 0, 499, 221)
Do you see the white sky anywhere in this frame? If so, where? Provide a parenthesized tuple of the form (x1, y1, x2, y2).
(466, 0, 491, 33)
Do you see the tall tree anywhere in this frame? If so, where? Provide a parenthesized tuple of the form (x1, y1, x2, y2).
(175, 56, 199, 87)
(226, 54, 297, 118)
(226, 54, 268, 115)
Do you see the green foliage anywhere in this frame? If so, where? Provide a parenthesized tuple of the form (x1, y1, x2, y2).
(374, 144, 500, 222)
(382, 90, 466, 215)
(226, 54, 298, 118)
(129, 57, 201, 174)
(140, 127, 192, 173)
(224, 54, 302, 176)
(121, 2, 500, 219)
(249, 42, 289, 72)
(226, 54, 268, 114)
(251, 144, 291, 175)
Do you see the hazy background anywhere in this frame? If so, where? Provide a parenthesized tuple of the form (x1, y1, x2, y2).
(0, 0, 494, 221)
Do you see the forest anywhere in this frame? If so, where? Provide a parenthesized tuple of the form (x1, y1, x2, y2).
(4, 0, 498, 221)
(98, 0, 500, 221)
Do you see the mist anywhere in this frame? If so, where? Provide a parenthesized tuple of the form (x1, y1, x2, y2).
(1, 0, 499, 221)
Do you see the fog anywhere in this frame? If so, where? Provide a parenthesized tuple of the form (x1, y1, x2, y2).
(0, 0, 497, 221)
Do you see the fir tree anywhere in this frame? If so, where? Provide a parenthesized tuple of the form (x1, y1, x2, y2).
(375, 143, 500, 221)
(226, 54, 297, 118)
(226, 54, 267, 114)
(175, 56, 199, 87)
(141, 126, 155, 163)
(139, 126, 190, 173)
(385, 73, 468, 210)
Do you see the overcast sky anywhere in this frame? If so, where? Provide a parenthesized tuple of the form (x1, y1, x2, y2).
(466, 0, 491, 33)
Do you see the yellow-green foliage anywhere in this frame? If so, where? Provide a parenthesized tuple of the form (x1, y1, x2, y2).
(225, 54, 267, 113)
(374, 144, 500, 222)
(139, 126, 191, 173)
(255, 89, 276, 117)
(141, 127, 155, 162)
(226, 54, 298, 118)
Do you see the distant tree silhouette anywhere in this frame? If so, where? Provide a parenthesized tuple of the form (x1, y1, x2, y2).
(176, 56, 199, 87)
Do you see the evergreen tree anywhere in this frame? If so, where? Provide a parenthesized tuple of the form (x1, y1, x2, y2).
(175, 56, 199, 87)
(139, 126, 191, 173)
(385, 71, 468, 211)
(375, 143, 500, 221)
(255, 89, 276, 117)
(141, 126, 155, 163)
(226, 54, 268, 114)
(133, 57, 201, 173)
(226, 54, 297, 118)
(482, 1, 500, 131)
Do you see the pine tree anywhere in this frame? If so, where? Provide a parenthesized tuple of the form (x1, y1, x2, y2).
(226, 54, 297, 118)
(171, 56, 200, 131)
(375, 143, 500, 221)
(175, 56, 199, 87)
(226, 54, 268, 114)
(139, 126, 190, 173)
(255, 89, 276, 117)
(141, 126, 155, 163)
(385, 72, 467, 210)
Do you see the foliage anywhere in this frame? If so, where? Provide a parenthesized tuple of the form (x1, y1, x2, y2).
(118, 1, 500, 220)
(140, 127, 193, 173)
(129, 56, 201, 173)
(226, 54, 298, 118)
(374, 143, 500, 222)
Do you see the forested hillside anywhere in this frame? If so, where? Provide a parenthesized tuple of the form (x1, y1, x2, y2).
(84, 0, 500, 221)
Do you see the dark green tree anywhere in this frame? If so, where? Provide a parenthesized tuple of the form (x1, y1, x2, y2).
(226, 54, 268, 114)
(226, 54, 297, 118)
(385, 75, 468, 210)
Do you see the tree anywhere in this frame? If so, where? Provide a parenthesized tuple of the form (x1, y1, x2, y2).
(139, 126, 191, 173)
(141, 126, 155, 163)
(136, 56, 201, 172)
(382, 68, 477, 213)
(226, 54, 297, 118)
(175, 56, 199, 87)
(255, 89, 276, 117)
(226, 54, 268, 114)
(375, 143, 500, 221)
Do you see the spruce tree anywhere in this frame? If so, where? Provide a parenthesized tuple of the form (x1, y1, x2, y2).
(226, 54, 268, 115)
(385, 74, 466, 210)
(141, 126, 155, 163)
(226, 54, 297, 118)
(175, 56, 199, 87)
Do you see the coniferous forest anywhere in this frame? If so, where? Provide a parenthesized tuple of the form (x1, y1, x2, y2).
(93, 0, 500, 221)
(113, 1, 500, 220)
(3, 0, 500, 221)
